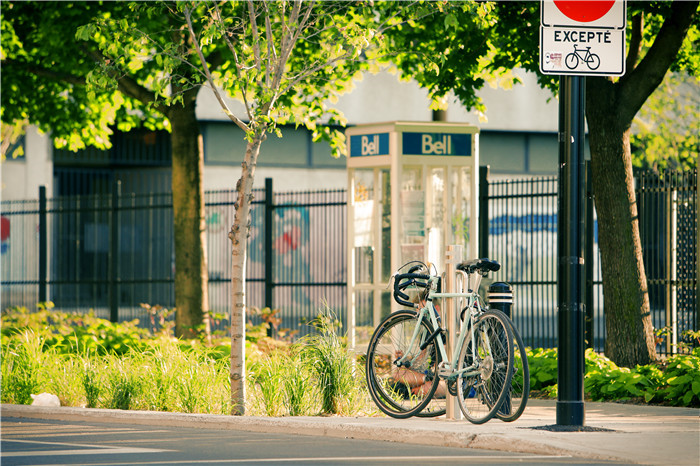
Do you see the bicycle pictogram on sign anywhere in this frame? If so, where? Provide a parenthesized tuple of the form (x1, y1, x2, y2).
(565, 44, 601, 70)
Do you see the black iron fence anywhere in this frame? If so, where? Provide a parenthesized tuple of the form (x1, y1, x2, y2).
(481, 166, 698, 356)
(1, 169, 696, 353)
(1, 179, 346, 339)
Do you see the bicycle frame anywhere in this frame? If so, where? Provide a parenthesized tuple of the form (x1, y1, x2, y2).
(394, 271, 489, 384)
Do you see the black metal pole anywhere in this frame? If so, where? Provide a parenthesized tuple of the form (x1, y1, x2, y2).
(264, 178, 274, 336)
(479, 165, 490, 258)
(39, 186, 48, 303)
(556, 76, 586, 426)
(109, 179, 121, 323)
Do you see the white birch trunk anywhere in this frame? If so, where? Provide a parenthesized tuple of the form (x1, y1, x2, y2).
(229, 136, 263, 415)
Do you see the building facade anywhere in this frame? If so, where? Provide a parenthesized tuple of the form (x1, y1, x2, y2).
(2, 69, 572, 201)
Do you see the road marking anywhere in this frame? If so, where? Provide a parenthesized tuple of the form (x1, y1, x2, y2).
(2, 439, 171, 457)
(4, 429, 171, 438)
(21, 455, 575, 465)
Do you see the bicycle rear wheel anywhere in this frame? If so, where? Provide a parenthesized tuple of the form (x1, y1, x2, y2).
(365, 310, 441, 418)
(496, 316, 530, 422)
(456, 310, 514, 424)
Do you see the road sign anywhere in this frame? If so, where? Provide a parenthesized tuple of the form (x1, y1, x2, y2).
(540, 0, 626, 76)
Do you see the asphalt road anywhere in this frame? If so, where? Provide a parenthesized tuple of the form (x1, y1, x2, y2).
(1, 415, 627, 466)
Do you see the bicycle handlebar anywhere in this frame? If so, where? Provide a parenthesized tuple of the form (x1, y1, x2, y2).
(392, 272, 431, 308)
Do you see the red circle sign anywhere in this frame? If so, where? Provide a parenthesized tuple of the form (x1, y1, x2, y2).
(553, 0, 615, 23)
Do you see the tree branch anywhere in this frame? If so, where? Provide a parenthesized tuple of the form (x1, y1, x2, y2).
(184, 3, 250, 132)
(214, 0, 254, 123)
(625, 14, 643, 73)
(618, 1, 699, 125)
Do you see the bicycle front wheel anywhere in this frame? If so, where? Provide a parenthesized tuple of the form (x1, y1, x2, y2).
(365, 310, 441, 419)
(496, 316, 530, 422)
(456, 310, 514, 424)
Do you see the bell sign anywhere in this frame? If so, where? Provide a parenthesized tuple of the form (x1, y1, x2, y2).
(540, 0, 626, 76)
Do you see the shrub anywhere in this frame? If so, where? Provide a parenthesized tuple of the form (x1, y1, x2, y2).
(652, 348, 700, 406)
(299, 307, 363, 415)
(528, 347, 558, 392)
(1, 331, 44, 404)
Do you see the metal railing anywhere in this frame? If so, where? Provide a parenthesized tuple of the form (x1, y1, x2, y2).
(481, 166, 697, 356)
(2, 169, 696, 352)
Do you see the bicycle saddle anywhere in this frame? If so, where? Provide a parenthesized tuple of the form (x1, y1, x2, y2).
(457, 258, 501, 275)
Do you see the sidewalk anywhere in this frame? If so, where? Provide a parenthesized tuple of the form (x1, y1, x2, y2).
(3, 400, 699, 465)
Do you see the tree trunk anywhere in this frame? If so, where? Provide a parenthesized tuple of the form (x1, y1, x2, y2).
(583, 1, 698, 367)
(586, 79, 656, 367)
(169, 90, 211, 340)
(229, 133, 264, 415)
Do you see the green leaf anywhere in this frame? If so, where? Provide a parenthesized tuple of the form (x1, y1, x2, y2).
(444, 13, 458, 30)
(692, 380, 700, 396)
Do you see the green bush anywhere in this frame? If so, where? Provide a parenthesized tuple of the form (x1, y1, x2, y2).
(1, 331, 44, 404)
(1, 303, 366, 415)
(652, 349, 700, 406)
(298, 308, 364, 415)
(527, 346, 700, 407)
(9, 304, 695, 413)
(528, 347, 558, 392)
(2, 304, 147, 356)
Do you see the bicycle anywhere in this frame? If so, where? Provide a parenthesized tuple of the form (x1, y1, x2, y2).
(365, 258, 516, 424)
(565, 44, 601, 70)
(411, 284, 530, 422)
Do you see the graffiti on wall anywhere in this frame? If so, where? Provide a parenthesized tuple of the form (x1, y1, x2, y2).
(1, 216, 9, 254)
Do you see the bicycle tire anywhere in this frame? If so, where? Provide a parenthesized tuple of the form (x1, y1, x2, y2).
(496, 316, 530, 422)
(455, 310, 514, 424)
(365, 310, 441, 418)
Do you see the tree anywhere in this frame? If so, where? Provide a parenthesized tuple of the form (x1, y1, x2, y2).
(1, 1, 211, 339)
(383, 1, 700, 367)
(176, 0, 425, 415)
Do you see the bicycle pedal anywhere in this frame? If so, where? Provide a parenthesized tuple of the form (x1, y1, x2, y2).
(447, 379, 458, 397)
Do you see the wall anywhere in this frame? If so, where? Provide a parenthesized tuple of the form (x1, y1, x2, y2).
(2, 69, 565, 198)
(1, 126, 53, 202)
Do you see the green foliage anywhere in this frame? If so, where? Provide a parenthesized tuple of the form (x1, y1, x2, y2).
(299, 307, 363, 415)
(527, 347, 558, 392)
(654, 350, 700, 406)
(105, 355, 142, 410)
(527, 347, 700, 407)
(81, 356, 102, 409)
(631, 73, 699, 171)
(2, 305, 148, 356)
(1, 330, 45, 404)
(1, 1, 164, 150)
(247, 348, 315, 417)
(1, 304, 366, 415)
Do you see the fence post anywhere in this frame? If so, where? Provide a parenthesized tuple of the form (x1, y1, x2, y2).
(666, 174, 678, 354)
(584, 161, 594, 349)
(479, 165, 490, 258)
(39, 186, 48, 303)
(109, 180, 121, 323)
(264, 178, 274, 324)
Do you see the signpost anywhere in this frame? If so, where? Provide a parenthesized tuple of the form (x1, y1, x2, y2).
(540, 0, 626, 76)
(539, 0, 627, 427)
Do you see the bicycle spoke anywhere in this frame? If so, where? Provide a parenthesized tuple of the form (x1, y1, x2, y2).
(366, 311, 440, 418)
(456, 311, 514, 424)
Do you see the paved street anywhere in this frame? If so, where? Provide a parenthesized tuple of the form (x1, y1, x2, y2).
(2, 415, 625, 466)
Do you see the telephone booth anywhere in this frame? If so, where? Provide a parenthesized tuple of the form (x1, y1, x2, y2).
(346, 121, 480, 350)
